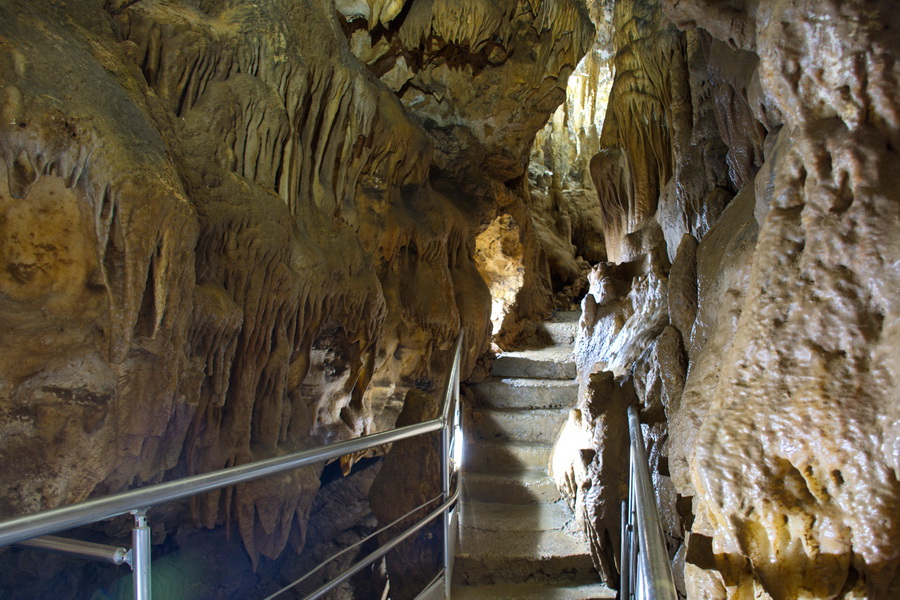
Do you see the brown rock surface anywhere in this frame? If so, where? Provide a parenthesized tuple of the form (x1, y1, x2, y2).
(369, 388, 441, 600)
(562, 0, 900, 598)
(550, 370, 629, 586)
(662, 0, 900, 596)
(342, 0, 595, 181)
(0, 0, 592, 596)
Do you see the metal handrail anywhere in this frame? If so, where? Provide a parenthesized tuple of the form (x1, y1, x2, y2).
(620, 405, 678, 600)
(440, 325, 463, 598)
(0, 419, 442, 547)
(14, 535, 130, 566)
(302, 488, 460, 600)
(264, 494, 444, 598)
(0, 330, 465, 600)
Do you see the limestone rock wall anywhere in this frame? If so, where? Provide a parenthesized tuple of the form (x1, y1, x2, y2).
(330, 0, 600, 349)
(527, 0, 613, 298)
(0, 0, 591, 595)
(339, 0, 594, 182)
(667, 1, 900, 597)
(556, 0, 900, 598)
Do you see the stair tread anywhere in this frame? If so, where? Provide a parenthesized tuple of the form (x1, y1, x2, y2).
(471, 377, 578, 410)
(472, 405, 570, 415)
(491, 354, 576, 379)
(549, 311, 581, 324)
(468, 406, 569, 443)
(462, 467, 552, 481)
(496, 345, 575, 358)
(460, 500, 575, 532)
(537, 315, 579, 346)
(489, 364, 575, 375)
(464, 439, 553, 454)
(451, 581, 616, 600)
(460, 469, 560, 504)
(458, 526, 590, 560)
(479, 377, 578, 388)
(463, 441, 552, 471)
(468, 438, 552, 447)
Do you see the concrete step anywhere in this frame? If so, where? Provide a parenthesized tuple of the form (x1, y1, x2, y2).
(460, 500, 574, 532)
(551, 310, 581, 323)
(451, 581, 616, 600)
(471, 378, 578, 410)
(454, 527, 595, 586)
(460, 469, 560, 504)
(491, 347, 576, 380)
(537, 311, 580, 346)
(464, 440, 553, 472)
(468, 406, 569, 443)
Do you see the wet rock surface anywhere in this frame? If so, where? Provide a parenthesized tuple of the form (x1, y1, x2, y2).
(558, 0, 900, 598)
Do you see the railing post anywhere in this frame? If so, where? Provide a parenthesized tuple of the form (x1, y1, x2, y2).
(131, 509, 152, 600)
(620, 500, 631, 600)
(442, 412, 451, 599)
(626, 405, 677, 600)
(629, 445, 639, 599)
(442, 332, 462, 599)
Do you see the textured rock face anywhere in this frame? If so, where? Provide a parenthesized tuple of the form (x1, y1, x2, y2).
(0, 0, 592, 596)
(560, 0, 900, 598)
(668, 1, 900, 597)
(0, 1, 200, 518)
(341, 0, 594, 181)
(529, 14, 613, 285)
(550, 370, 629, 585)
(474, 213, 526, 338)
(338, 0, 602, 348)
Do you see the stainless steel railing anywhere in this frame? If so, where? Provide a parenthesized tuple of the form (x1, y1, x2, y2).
(1, 330, 465, 600)
(620, 405, 678, 600)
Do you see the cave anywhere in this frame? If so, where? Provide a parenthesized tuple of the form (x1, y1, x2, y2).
(0, 0, 897, 599)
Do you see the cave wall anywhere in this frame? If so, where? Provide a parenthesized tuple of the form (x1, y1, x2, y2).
(555, 0, 900, 598)
(526, 0, 612, 301)
(0, 0, 592, 595)
(668, 1, 900, 597)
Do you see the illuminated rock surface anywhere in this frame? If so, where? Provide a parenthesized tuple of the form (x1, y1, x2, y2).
(557, 0, 900, 598)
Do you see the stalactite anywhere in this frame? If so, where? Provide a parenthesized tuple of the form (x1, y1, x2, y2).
(0, 0, 589, 594)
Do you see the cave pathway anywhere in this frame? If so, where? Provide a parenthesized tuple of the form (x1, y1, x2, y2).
(452, 312, 615, 599)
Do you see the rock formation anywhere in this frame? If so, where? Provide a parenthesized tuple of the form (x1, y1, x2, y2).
(369, 388, 441, 600)
(552, 0, 900, 598)
(0, 0, 593, 597)
(668, 1, 900, 596)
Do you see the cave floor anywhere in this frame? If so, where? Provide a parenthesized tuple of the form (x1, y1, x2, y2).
(452, 317, 615, 599)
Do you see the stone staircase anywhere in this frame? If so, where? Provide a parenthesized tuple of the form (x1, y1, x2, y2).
(452, 312, 615, 600)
